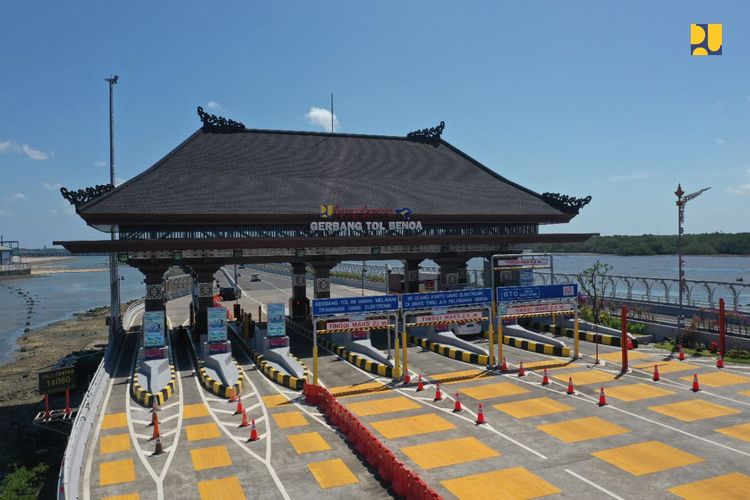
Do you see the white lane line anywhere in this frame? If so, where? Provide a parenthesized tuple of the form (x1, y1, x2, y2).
(565, 469, 625, 500)
(159, 331, 184, 484)
(125, 365, 162, 499)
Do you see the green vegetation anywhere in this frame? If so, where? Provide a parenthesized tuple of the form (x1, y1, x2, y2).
(524, 232, 750, 256)
(653, 339, 750, 365)
(0, 463, 48, 500)
(578, 304, 648, 335)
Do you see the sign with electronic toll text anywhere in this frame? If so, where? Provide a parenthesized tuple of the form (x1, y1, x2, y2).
(207, 307, 227, 343)
(267, 303, 287, 337)
(312, 294, 399, 316)
(415, 310, 482, 324)
(143, 311, 165, 348)
(497, 284, 578, 302)
(499, 302, 576, 316)
(493, 255, 551, 269)
(402, 288, 492, 310)
(325, 318, 388, 331)
(38, 365, 76, 394)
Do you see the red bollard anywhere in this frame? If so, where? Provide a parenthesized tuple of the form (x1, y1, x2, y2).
(64, 386, 72, 415)
(43, 393, 51, 420)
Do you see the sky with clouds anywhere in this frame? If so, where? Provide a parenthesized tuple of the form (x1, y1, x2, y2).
(0, 1, 748, 247)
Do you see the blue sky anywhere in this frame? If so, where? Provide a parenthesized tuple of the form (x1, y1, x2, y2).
(1, 1, 748, 247)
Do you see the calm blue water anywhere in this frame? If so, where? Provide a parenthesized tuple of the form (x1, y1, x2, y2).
(0, 257, 144, 365)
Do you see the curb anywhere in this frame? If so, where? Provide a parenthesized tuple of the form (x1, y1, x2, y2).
(503, 335, 570, 357)
(197, 362, 244, 399)
(229, 328, 309, 391)
(520, 319, 621, 347)
(409, 335, 489, 366)
(131, 364, 177, 408)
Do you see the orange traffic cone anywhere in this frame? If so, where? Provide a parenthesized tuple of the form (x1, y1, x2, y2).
(434, 383, 443, 401)
(541, 369, 550, 386)
(154, 437, 163, 455)
(476, 404, 486, 425)
(235, 395, 244, 415)
(717, 355, 724, 369)
(240, 409, 249, 428)
(653, 364, 660, 382)
(152, 400, 160, 413)
(151, 412, 160, 440)
(692, 374, 700, 392)
(416, 375, 424, 392)
(500, 357, 508, 372)
(403, 372, 411, 385)
(248, 419, 259, 441)
(678, 345, 685, 361)
(453, 393, 462, 412)
(518, 361, 525, 377)
(598, 387, 607, 406)
(567, 377, 575, 395)
(229, 387, 237, 403)
(64, 387, 72, 415)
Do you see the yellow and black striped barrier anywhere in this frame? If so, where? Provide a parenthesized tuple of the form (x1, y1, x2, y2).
(131, 364, 177, 408)
(519, 319, 622, 347)
(408, 335, 489, 366)
(251, 351, 309, 391)
(317, 335, 395, 378)
(503, 335, 570, 357)
(405, 317, 487, 328)
(198, 362, 244, 399)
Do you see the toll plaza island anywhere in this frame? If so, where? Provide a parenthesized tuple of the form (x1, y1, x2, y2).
(51, 109, 750, 500)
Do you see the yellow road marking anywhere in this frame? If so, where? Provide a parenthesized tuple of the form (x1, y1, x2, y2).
(738, 390, 750, 398)
(99, 459, 135, 486)
(602, 383, 674, 402)
(371, 413, 456, 439)
(669, 472, 750, 499)
(537, 416, 630, 443)
(634, 361, 694, 374)
(329, 381, 387, 398)
(648, 400, 741, 422)
(287, 432, 331, 454)
(102, 494, 140, 500)
(348, 396, 420, 416)
(401, 436, 499, 469)
(679, 371, 750, 388)
(593, 440, 703, 476)
(493, 397, 574, 419)
(441, 466, 560, 500)
(715, 422, 750, 442)
(262, 394, 293, 409)
(523, 359, 572, 370)
(598, 350, 651, 362)
(552, 369, 616, 385)
(101, 413, 128, 430)
(185, 422, 222, 441)
(197, 476, 246, 500)
(271, 411, 309, 429)
(459, 382, 529, 400)
(99, 433, 131, 454)
(183, 403, 210, 419)
(191, 445, 233, 471)
(307, 458, 359, 489)
(430, 369, 484, 383)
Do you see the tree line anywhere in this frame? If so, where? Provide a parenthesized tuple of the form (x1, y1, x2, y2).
(526, 233, 750, 256)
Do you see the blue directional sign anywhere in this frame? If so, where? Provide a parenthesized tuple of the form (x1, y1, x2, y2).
(496, 284, 578, 302)
(312, 294, 400, 316)
(402, 288, 492, 311)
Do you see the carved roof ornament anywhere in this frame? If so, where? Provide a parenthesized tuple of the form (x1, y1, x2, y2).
(541, 192, 592, 215)
(406, 121, 445, 147)
(197, 106, 246, 132)
(60, 184, 114, 208)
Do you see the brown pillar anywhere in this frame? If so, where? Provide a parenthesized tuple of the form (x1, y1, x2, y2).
(140, 265, 169, 313)
(403, 259, 421, 293)
(310, 261, 337, 299)
(289, 263, 309, 319)
(191, 264, 220, 341)
(435, 257, 467, 291)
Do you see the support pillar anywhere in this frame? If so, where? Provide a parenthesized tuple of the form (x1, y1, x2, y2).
(310, 261, 337, 299)
(403, 259, 420, 293)
(139, 264, 169, 348)
(191, 265, 220, 342)
(289, 263, 310, 319)
(435, 257, 467, 291)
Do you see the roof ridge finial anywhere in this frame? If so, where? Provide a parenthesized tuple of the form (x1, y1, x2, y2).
(406, 121, 445, 147)
(197, 106, 246, 132)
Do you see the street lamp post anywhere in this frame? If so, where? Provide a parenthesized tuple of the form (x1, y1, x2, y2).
(675, 184, 710, 338)
(105, 75, 121, 345)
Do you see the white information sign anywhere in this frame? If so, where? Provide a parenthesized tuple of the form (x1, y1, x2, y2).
(415, 310, 482, 324)
(325, 319, 388, 331)
(500, 302, 575, 316)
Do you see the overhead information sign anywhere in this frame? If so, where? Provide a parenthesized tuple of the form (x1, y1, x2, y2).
(325, 319, 389, 331)
(312, 294, 399, 316)
(415, 311, 482, 324)
(500, 302, 575, 316)
(493, 255, 551, 269)
(497, 284, 578, 302)
(402, 288, 492, 310)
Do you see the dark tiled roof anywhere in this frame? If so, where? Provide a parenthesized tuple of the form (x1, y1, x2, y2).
(79, 128, 567, 220)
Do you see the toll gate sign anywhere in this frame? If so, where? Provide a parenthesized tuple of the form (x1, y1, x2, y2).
(497, 284, 578, 302)
(402, 288, 492, 310)
(312, 294, 399, 316)
(38, 365, 76, 394)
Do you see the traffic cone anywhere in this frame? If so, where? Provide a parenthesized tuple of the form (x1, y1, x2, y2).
(692, 374, 700, 392)
(717, 355, 724, 369)
(518, 361, 525, 377)
(43, 394, 50, 420)
(541, 369, 550, 386)
(678, 345, 685, 361)
(567, 377, 575, 395)
(434, 383, 442, 401)
(235, 395, 244, 415)
(598, 387, 607, 406)
(416, 375, 424, 392)
(240, 409, 249, 428)
(653, 364, 660, 382)
(154, 437, 163, 455)
(500, 357, 508, 372)
(152, 400, 160, 413)
(229, 387, 237, 403)
(453, 392, 462, 412)
(248, 419, 259, 441)
(151, 412, 160, 440)
(64, 387, 72, 415)
(403, 372, 411, 385)
(476, 404, 486, 424)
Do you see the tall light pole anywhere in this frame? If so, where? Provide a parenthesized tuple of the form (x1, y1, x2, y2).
(675, 184, 710, 337)
(105, 75, 121, 343)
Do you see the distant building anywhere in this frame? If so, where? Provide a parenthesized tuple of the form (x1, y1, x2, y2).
(0, 245, 11, 265)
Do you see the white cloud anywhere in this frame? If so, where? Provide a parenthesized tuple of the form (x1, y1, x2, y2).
(5, 192, 26, 202)
(715, 138, 727, 145)
(21, 144, 51, 160)
(206, 100, 224, 112)
(305, 107, 339, 132)
(0, 209, 10, 217)
(94, 160, 107, 167)
(41, 182, 62, 191)
(0, 140, 12, 153)
(727, 184, 750, 195)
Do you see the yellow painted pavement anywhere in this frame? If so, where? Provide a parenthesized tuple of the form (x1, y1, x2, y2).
(679, 371, 750, 388)
(441, 466, 561, 500)
(552, 369, 617, 386)
(271, 411, 309, 429)
(459, 382, 529, 400)
(493, 397, 574, 419)
(99, 459, 136, 486)
(185, 422, 222, 441)
(287, 432, 331, 454)
(715, 422, 750, 442)
(102, 494, 140, 500)
(329, 381, 386, 397)
(262, 394, 293, 409)
(401, 437, 499, 469)
(191, 445, 233, 471)
(634, 361, 694, 374)
(348, 395, 421, 416)
(537, 416, 630, 443)
(648, 400, 741, 422)
(592, 440, 703, 476)
(101, 412, 128, 430)
(99, 433, 131, 454)
(669, 472, 750, 499)
(601, 383, 674, 402)
(183, 403, 210, 419)
(307, 458, 359, 489)
(197, 476, 246, 500)
(371, 413, 456, 439)
(598, 351, 652, 363)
